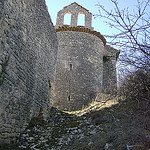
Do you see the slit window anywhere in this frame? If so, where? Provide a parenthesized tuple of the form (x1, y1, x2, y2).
(68, 95, 71, 101)
(69, 64, 73, 71)
(48, 80, 52, 89)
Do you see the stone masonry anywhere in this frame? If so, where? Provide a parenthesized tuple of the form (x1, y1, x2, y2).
(0, 0, 57, 143)
(55, 2, 93, 30)
(53, 3, 119, 111)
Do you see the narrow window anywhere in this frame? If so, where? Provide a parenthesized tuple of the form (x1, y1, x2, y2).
(48, 80, 52, 89)
(64, 13, 71, 25)
(69, 64, 73, 71)
(68, 95, 71, 101)
(78, 13, 85, 26)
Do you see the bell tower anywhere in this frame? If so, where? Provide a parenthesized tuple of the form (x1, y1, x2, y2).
(55, 2, 93, 29)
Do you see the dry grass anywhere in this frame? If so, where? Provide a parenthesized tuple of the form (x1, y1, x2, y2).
(64, 93, 120, 116)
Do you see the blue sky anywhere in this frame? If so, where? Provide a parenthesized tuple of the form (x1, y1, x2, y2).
(45, 0, 138, 39)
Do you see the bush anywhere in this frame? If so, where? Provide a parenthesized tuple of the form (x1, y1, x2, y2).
(120, 70, 150, 103)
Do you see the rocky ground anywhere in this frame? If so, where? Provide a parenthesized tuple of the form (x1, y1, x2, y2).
(1, 97, 150, 150)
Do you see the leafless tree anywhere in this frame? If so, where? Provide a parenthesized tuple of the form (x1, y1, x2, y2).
(95, 0, 150, 74)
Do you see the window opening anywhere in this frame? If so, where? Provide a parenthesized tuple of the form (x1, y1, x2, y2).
(48, 80, 52, 89)
(64, 13, 71, 25)
(69, 64, 73, 71)
(68, 95, 71, 101)
(78, 13, 85, 26)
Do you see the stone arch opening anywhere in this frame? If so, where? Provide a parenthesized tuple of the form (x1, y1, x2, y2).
(64, 10, 71, 25)
(78, 11, 85, 26)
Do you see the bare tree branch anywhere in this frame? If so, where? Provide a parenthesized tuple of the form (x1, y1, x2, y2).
(95, 0, 150, 71)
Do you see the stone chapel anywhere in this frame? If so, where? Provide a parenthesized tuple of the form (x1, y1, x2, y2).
(53, 2, 120, 111)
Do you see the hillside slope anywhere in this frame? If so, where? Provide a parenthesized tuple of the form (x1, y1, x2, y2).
(1, 95, 150, 150)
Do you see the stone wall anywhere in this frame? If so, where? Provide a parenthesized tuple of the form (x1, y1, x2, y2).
(53, 31, 104, 111)
(0, 0, 57, 143)
(103, 45, 120, 93)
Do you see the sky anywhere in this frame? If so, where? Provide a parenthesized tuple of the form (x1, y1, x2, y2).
(45, 0, 148, 78)
(45, 0, 138, 40)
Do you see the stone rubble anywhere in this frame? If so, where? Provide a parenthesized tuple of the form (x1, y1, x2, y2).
(16, 106, 150, 150)
(17, 107, 104, 149)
